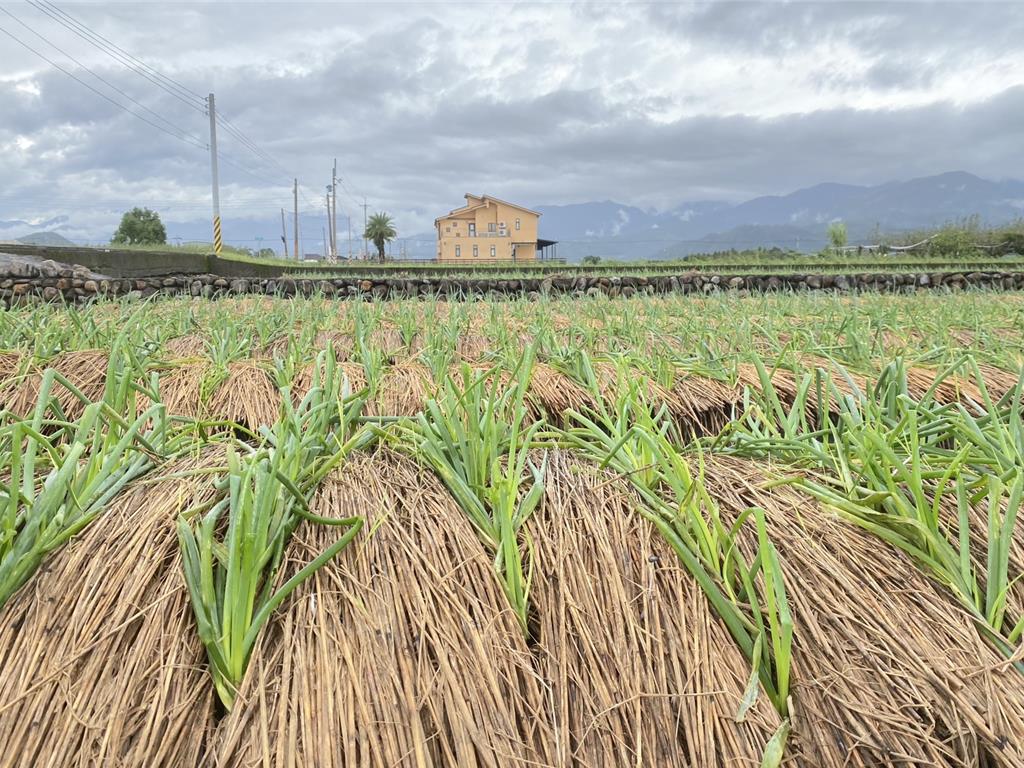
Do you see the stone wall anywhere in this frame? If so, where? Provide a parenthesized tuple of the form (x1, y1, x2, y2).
(3, 261, 1023, 306)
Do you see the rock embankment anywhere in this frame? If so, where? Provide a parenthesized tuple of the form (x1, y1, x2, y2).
(2, 255, 1022, 305)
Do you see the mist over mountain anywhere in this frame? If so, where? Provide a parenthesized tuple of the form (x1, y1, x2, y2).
(533, 171, 1024, 261)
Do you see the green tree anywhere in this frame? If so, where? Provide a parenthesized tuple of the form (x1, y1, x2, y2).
(827, 221, 847, 252)
(363, 212, 396, 262)
(111, 207, 167, 246)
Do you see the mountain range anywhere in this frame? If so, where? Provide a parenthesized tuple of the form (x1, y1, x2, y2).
(5, 172, 1023, 261)
(530, 171, 1024, 261)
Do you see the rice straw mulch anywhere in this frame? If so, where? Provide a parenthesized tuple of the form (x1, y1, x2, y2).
(0, 350, 111, 420)
(528, 451, 785, 767)
(703, 454, 1024, 767)
(289, 360, 368, 405)
(213, 449, 556, 767)
(528, 362, 598, 424)
(670, 371, 742, 437)
(0, 448, 225, 768)
(207, 360, 281, 428)
(366, 361, 433, 417)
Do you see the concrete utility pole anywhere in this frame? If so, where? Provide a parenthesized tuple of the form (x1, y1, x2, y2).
(280, 208, 288, 259)
(206, 93, 222, 255)
(325, 190, 332, 256)
(331, 159, 338, 259)
(326, 186, 335, 260)
(362, 198, 368, 260)
(293, 178, 299, 261)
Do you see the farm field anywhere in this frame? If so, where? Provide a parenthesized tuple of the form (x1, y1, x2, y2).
(2, 290, 1024, 766)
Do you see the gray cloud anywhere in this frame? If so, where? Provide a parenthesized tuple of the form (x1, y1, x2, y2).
(0, 0, 1022, 246)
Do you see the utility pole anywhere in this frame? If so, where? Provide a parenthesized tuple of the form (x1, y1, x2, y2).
(280, 208, 288, 259)
(348, 215, 352, 259)
(322, 226, 328, 259)
(293, 178, 299, 261)
(206, 93, 222, 255)
(331, 159, 338, 259)
(362, 197, 368, 260)
(325, 190, 332, 256)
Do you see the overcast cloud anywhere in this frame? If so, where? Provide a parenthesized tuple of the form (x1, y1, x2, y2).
(1, 0, 1022, 247)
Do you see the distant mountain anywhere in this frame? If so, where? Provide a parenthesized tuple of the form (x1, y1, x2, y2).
(0, 215, 69, 233)
(528, 171, 1024, 261)
(15, 231, 76, 247)
(26, 171, 1016, 262)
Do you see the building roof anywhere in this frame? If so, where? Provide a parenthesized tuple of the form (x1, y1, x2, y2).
(473, 194, 541, 216)
(436, 194, 541, 224)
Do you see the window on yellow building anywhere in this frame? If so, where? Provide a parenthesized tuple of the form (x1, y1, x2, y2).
(469, 223, 476, 236)
(490, 245, 496, 257)
(515, 218, 520, 231)
(473, 245, 479, 257)
(488, 222, 496, 233)
(455, 245, 461, 257)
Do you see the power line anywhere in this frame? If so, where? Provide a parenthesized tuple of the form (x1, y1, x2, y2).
(26, 0, 207, 112)
(8, 3, 352, 225)
(0, 18, 209, 151)
(19, 1, 302, 196)
(0, 6, 208, 147)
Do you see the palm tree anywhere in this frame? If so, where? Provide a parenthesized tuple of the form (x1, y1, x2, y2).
(363, 212, 396, 262)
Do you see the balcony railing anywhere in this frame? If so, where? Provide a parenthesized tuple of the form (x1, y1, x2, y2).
(449, 230, 510, 238)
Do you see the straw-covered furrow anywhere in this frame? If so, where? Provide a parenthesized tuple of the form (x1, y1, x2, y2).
(152, 360, 207, 419)
(703, 454, 1024, 767)
(290, 360, 368, 404)
(207, 360, 281, 428)
(0, 350, 111, 419)
(213, 449, 556, 768)
(0, 448, 225, 768)
(669, 372, 742, 437)
(162, 333, 208, 359)
(263, 329, 355, 361)
(365, 361, 433, 417)
(528, 451, 783, 767)
(528, 362, 598, 424)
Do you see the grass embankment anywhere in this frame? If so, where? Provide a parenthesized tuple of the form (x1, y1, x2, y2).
(0, 290, 1023, 765)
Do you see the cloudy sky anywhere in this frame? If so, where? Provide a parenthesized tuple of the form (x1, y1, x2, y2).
(1, 0, 1022, 249)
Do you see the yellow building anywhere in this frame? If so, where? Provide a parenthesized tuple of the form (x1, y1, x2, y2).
(435, 194, 556, 262)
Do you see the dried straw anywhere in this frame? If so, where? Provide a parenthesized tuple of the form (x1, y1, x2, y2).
(207, 360, 281, 428)
(529, 451, 783, 767)
(670, 372, 742, 437)
(0, 350, 110, 420)
(366, 361, 433, 417)
(156, 360, 209, 419)
(456, 334, 491, 362)
(527, 362, 598, 424)
(702, 454, 1024, 767)
(162, 334, 208, 359)
(213, 450, 556, 767)
(52, 350, 111, 419)
(0, 449, 225, 768)
(289, 361, 368, 405)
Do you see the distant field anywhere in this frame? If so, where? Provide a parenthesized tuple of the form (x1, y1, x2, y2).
(6, 239, 1024, 281)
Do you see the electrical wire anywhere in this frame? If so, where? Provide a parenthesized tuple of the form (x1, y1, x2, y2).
(1, 6, 208, 147)
(27, 0, 207, 111)
(8, 1, 359, 226)
(0, 19, 209, 150)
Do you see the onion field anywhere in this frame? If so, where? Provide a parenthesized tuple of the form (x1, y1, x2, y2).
(1, 290, 1023, 767)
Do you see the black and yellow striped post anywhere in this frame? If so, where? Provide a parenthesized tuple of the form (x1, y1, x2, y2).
(212, 215, 223, 255)
(207, 93, 223, 256)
